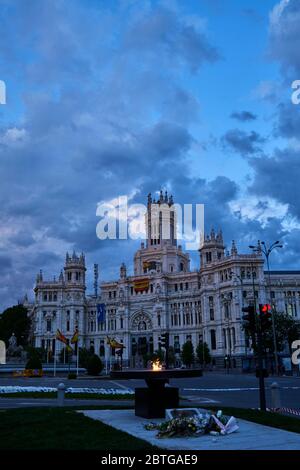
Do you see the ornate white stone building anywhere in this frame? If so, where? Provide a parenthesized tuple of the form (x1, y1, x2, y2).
(27, 191, 300, 368)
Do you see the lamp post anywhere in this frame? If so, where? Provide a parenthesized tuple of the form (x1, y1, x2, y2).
(249, 241, 283, 375)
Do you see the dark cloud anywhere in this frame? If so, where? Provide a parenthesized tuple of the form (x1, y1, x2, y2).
(275, 102, 300, 139)
(268, 0, 300, 76)
(230, 111, 257, 122)
(249, 147, 300, 219)
(221, 129, 266, 156)
(0, 0, 222, 310)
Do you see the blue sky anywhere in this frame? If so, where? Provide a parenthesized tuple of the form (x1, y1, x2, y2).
(1, 0, 300, 309)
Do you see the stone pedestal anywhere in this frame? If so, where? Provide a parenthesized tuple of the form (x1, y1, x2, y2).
(135, 386, 179, 418)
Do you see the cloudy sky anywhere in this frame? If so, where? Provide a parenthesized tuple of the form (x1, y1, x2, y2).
(0, 0, 300, 309)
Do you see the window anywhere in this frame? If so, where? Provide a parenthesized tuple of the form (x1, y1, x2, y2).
(180, 262, 184, 271)
(157, 314, 161, 327)
(67, 272, 72, 281)
(210, 330, 216, 350)
(174, 336, 180, 353)
(206, 252, 212, 262)
(185, 282, 188, 290)
(120, 317, 124, 329)
(210, 309, 214, 321)
(175, 284, 178, 292)
(43, 293, 47, 301)
(46, 319, 51, 332)
(53, 292, 57, 301)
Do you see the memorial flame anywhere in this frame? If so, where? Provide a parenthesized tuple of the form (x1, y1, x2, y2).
(152, 360, 162, 371)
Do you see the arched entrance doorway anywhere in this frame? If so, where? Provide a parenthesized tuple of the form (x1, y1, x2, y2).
(130, 312, 153, 368)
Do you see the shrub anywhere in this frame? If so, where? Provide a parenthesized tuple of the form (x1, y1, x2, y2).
(87, 354, 103, 376)
(25, 356, 42, 370)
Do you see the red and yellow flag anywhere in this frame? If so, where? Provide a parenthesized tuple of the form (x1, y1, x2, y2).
(106, 336, 125, 349)
(71, 328, 79, 344)
(56, 329, 68, 344)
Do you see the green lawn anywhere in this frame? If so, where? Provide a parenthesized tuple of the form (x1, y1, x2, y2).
(2, 405, 300, 450)
(0, 407, 155, 450)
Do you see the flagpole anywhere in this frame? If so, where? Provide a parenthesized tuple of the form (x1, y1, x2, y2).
(54, 339, 56, 377)
(76, 341, 79, 377)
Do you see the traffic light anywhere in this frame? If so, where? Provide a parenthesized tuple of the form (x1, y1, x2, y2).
(160, 332, 169, 349)
(259, 304, 272, 332)
(242, 305, 255, 332)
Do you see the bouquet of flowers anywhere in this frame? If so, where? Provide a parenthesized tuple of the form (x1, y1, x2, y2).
(144, 410, 238, 438)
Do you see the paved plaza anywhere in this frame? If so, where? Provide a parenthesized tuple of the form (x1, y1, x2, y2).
(80, 409, 300, 450)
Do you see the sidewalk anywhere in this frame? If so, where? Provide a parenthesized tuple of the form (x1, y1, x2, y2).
(80, 409, 300, 450)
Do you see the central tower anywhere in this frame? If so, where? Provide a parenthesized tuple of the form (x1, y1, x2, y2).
(146, 190, 176, 248)
(133, 191, 189, 275)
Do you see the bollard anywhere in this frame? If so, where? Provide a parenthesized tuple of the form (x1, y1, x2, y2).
(57, 382, 66, 407)
(271, 382, 281, 409)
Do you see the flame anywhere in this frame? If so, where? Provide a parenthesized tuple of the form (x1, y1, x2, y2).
(152, 360, 162, 371)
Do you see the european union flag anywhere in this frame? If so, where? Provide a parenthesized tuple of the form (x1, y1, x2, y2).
(97, 303, 106, 323)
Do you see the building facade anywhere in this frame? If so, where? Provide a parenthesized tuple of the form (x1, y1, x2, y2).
(27, 191, 300, 368)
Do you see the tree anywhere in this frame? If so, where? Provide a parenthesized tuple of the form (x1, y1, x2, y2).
(181, 341, 195, 367)
(243, 309, 300, 354)
(87, 354, 103, 375)
(26, 346, 47, 362)
(79, 347, 94, 368)
(167, 346, 175, 367)
(196, 341, 211, 366)
(264, 311, 300, 353)
(0, 304, 31, 347)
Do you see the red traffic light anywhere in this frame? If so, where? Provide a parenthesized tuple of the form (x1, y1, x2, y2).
(260, 304, 271, 314)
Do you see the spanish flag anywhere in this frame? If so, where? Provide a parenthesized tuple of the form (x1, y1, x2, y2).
(134, 278, 150, 293)
(56, 329, 68, 344)
(106, 336, 125, 349)
(71, 328, 79, 344)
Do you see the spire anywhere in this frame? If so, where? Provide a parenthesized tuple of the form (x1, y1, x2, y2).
(120, 262, 127, 279)
(169, 194, 173, 205)
(164, 190, 168, 202)
(210, 228, 215, 240)
(147, 193, 152, 206)
(159, 189, 164, 203)
(231, 240, 237, 256)
(59, 270, 64, 282)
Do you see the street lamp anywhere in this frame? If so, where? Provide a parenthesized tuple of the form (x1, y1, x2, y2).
(249, 241, 283, 376)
